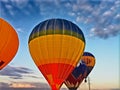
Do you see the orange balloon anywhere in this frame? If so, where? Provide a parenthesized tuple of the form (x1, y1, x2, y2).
(0, 18, 19, 70)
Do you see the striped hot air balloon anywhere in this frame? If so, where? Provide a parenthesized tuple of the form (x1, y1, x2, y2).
(64, 52, 96, 90)
(81, 52, 96, 80)
(64, 61, 87, 90)
(28, 19, 85, 90)
(0, 18, 19, 70)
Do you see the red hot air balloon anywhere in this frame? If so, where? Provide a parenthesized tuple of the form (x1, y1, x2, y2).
(0, 18, 19, 70)
(28, 19, 85, 90)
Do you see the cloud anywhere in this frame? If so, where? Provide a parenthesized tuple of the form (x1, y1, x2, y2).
(10, 0, 29, 8)
(9, 83, 36, 88)
(67, 0, 120, 39)
(115, 14, 120, 20)
(90, 24, 120, 39)
(103, 10, 112, 17)
(17, 28, 24, 33)
(0, 82, 67, 89)
(0, 82, 10, 88)
(1, 0, 120, 39)
(0, 65, 34, 79)
(1, 0, 32, 17)
(0, 82, 49, 88)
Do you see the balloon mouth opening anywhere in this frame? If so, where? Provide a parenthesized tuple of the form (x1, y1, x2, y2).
(50, 84, 61, 90)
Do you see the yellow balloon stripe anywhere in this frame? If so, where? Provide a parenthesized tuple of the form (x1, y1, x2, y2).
(29, 35, 85, 67)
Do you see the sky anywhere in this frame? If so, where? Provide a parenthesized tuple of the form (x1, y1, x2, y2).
(0, 0, 120, 90)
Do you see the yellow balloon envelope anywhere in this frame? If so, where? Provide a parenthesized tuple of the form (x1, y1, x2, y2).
(0, 18, 19, 70)
(28, 19, 85, 90)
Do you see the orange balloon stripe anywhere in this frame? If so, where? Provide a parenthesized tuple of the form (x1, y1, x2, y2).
(38, 63, 74, 89)
(81, 56, 95, 67)
(29, 35, 85, 66)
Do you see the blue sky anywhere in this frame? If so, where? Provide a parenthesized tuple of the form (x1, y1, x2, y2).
(0, 0, 120, 89)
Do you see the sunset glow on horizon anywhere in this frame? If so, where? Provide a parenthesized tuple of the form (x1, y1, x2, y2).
(10, 83, 36, 88)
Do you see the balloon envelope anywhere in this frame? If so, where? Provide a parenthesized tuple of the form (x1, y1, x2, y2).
(0, 18, 19, 70)
(28, 19, 85, 90)
(81, 52, 95, 78)
(64, 52, 95, 90)
(64, 61, 87, 90)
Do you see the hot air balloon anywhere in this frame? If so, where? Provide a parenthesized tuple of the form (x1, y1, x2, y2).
(28, 19, 85, 90)
(81, 52, 96, 82)
(0, 18, 19, 70)
(64, 61, 87, 90)
(64, 52, 95, 90)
